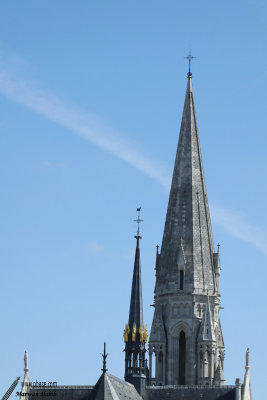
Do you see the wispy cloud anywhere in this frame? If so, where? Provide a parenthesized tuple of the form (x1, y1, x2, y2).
(88, 242, 103, 253)
(211, 204, 267, 254)
(0, 50, 267, 256)
(0, 51, 170, 189)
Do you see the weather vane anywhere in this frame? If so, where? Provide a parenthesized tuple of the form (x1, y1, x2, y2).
(184, 49, 196, 75)
(101, 342, 108, 373)
(134, 207, 143, 237)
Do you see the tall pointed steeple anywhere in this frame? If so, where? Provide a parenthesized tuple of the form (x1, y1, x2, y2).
(157, 71, 216, 295)
(128, 234, 143, 331)
(124, 209, 147, 396)
(149, 68, 224, 386)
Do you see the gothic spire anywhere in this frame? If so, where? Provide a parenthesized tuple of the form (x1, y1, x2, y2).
(157, 72, 216, 295)
(124, 209, 147, 395)
(128, 211, 144, 331)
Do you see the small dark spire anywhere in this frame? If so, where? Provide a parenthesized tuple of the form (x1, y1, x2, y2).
(184, 49, 196, 77)
(128, 209, 144, 330)
(124, 210, 147, 394)
(101, 342, 108, 373)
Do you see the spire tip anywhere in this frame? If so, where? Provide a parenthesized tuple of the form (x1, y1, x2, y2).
(134, 207, 143, 239)
(24, 351, 29, 372)
(184, 49, 196, 77)
(101, 342, 108, 373)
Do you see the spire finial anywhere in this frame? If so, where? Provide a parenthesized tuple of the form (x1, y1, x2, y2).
(246, 348, 250, 370)
(24, 351, 28, 372)
(101, 342, 108, 373)
(184, 49, 196, 77)
(134, 207, 143, 238)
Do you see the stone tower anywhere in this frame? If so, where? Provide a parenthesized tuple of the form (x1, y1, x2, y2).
(124, 215, 148, 396)
(149, 71, 225, 386)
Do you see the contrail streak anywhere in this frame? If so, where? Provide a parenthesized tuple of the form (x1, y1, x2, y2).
(0, 52, 266, 255)
(0, 54, 170, 189)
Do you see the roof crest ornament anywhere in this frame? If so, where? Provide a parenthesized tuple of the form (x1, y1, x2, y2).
(101, 342, 108, 373)
(184, 49, 196, 77)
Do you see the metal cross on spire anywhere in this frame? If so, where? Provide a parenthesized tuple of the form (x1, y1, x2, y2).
(184, 49, 196, 76)
(134, 207, 143, 237)
(101, 342, 108, 373)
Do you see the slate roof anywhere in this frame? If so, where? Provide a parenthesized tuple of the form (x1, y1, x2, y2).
(25, 374, 142, 400)
(89, 372, 142, 400)
(146, 385, 236, 400)
(26, 382, 237, 400)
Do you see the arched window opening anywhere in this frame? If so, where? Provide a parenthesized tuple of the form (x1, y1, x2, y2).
(199, 351, 203, 378)
(158, 351, 163, 380)
(152, 351, 156, 378)
(128, 352, 133, 368)
(203, 351, 210, 377)
(179, 330, 186, 384)
(179, 270, 184, 290)
(197, 304, 201, 317)
(134, 351, 138, 368)
(138, 352, 142, 368)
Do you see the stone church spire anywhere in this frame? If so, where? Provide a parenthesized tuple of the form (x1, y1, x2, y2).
(156, 72, 216, 296)
(128, 234, 143, 331)
(124, 209, 148, 396)
(149, 71, 224, 386)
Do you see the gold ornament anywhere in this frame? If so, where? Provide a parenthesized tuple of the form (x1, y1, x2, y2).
(139, 325, 144, 342)
(123, 324, 130, 342)
(144, 325, 148, 343)
(132, 323, 137, 342)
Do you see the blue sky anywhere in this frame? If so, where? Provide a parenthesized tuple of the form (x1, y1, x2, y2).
(0, 1, 266, 399)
